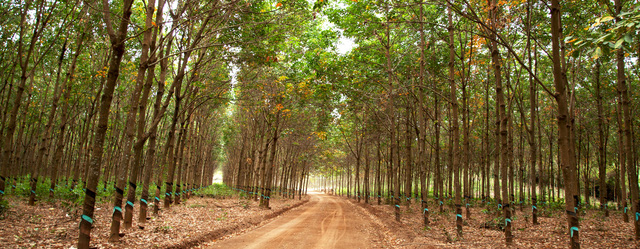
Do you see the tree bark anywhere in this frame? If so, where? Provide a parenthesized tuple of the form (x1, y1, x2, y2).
(550, 0, 580, 247)
(78, 0, 134, 247)
(595, 60, 608, 217)
(123, 0, 159, 229)
(614, 0, 639, 238)
(447, 5, 462, 236)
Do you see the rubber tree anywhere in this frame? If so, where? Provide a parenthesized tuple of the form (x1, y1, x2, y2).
(447, 4, 463, 236)
(78, 0, 135, 248)
(613, 0, 640, 239)
(550, 0, 581, 247)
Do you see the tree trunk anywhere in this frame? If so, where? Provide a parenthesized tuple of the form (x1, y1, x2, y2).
(527, 0, 538, 223)
(261, 110, 280, 209)
(447, 5, 462, 236)
(614, 0, 639, 238)
(122, 0, 158, 229)
(488, 0, 511, 242)
(595, 60, 608, 217)
(550, 0, 580, 247)
(404, 107, 412, 205)
(50, 11, 88, 199)
(78, 1, 134, 247)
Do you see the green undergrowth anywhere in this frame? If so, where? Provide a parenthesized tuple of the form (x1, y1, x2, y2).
(0, 198, 8, 219)
(192, 183, 235, 198)
(1, 176, 168, 214)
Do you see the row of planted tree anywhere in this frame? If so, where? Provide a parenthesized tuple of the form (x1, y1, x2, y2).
(0, 0, 286, 248)
(221, 66, 330, 208)
(299, 0, 639, 248)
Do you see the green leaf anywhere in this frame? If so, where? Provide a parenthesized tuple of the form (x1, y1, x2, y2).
(624, 33, 633, 43)
(592, 47, 602, 60)
(614, 38, 624, 49)
(599, 16, 614, 22)
(602, 45, 611, 55)
(571, 49, 581, 59)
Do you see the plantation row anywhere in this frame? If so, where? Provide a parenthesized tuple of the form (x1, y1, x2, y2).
(1, 0, 247, 248)
(219, 0, 639, 248)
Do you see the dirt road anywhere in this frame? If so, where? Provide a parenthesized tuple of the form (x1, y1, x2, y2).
(208, 192, 384, 249)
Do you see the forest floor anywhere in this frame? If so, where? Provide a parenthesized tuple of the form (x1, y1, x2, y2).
(2, 191, 637, 249)
(0, 193, 309, 249)
(352, 195, 638, 248)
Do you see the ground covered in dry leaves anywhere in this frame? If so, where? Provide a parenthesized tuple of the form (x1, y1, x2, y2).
(0, 194, 308, 249)
(348, 195, 638, 248)
(2, 191, 637, 249)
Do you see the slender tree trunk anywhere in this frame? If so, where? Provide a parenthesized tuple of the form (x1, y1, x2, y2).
(383, 1, 399, 221)
(617, 103, 628, 222)
(550, 0, 580, 247)
(164, 57, 186, 210)
(404, 107, 412, 205)
(417, 0, 430, 225)
(51, 11, 88, 199)
(484, 69, 490, 205)
(78, 1, 134, 247)
(435, 83, 442, 213)
(447, 5, 462, 236)
(527, 0, 538, 223)
(35, 41, 67, 201)
(595, 60, 608, 217)
(615, 0, 639, 238)
(260, 110, 280, 209)
(364, 143, 370, 204)
(123, 0, 159, 229)
(377, 140, 382, 205)
(488, 0, 510, 242)
(174, 119, 191, 206)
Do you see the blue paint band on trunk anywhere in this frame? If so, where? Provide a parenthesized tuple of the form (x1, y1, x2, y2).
(570, 227, 579, 238)
(82, 215, 94, 224)
(113, 206, 122, 215)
